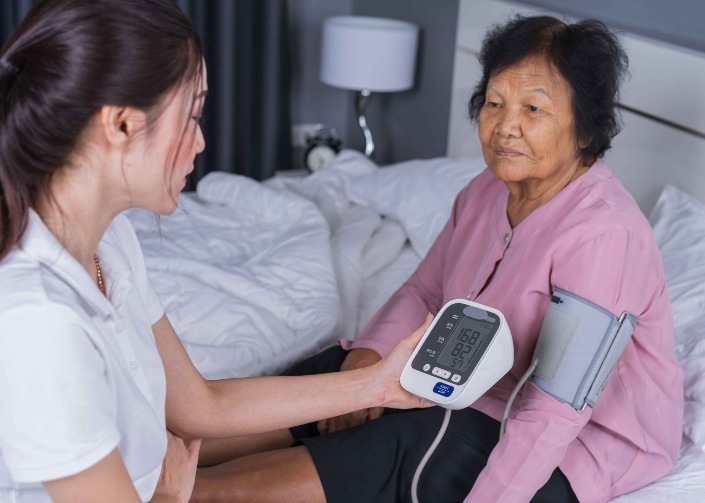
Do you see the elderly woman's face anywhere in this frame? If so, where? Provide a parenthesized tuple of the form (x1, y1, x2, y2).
(478, 55, 583, 188)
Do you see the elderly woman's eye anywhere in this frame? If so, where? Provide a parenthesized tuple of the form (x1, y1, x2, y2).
(527, 105, 540, 112)
(486, 101, 501, 108)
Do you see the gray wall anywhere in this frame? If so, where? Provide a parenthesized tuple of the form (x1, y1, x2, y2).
(517, 0, 705, 54)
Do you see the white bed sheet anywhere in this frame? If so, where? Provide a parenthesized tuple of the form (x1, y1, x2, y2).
(127, 173, 342, 379)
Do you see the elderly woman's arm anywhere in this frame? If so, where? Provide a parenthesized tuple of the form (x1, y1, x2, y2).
(467, 228, 673, 502)
(467, 385, 590, 502)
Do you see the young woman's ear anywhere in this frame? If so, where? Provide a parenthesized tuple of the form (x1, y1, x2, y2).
(99, 105, 148, 149)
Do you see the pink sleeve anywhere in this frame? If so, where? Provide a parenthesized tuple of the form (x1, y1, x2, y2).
(345, 187, 470, 357)
(465, 383, 591, 502)
(467, 228, 658, 502)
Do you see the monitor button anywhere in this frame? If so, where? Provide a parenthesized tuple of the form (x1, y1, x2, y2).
(433, 382, 454, 397)
(423, 363, 431, 372)
(451, 374, 461, 383)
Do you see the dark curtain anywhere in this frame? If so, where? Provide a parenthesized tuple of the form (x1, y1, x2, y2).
(177, 0, 291, 185)
(1, 0, 292, 184)
(0, 1, 33, 43)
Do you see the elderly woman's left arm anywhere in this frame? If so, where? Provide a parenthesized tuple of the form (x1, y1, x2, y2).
(466, 227, 670, 502)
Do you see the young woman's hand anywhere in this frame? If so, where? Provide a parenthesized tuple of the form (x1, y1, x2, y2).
(151, 431, 201, 503)
(374, 314, 435, 410)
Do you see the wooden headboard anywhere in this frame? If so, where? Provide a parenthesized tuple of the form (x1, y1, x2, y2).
(447, 0, 705, 214)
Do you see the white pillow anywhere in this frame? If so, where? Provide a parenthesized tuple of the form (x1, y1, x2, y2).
(649, 185, 705, 449)
(345, 156, 487, 256)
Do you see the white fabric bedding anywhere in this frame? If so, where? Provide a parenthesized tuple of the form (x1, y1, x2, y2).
(130, 151, 705, 500)
(127, 174, 341, 379)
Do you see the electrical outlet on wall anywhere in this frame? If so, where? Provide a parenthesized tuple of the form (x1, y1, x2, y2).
(291, 123, 321, 147)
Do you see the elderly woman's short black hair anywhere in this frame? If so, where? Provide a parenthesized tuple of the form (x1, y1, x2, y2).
(469, 15, 628, 164)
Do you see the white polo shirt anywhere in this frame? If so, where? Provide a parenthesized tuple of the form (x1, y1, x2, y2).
(0, 211, 167, 502)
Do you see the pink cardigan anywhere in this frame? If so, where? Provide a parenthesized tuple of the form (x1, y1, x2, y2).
(344, 160, 683, 502)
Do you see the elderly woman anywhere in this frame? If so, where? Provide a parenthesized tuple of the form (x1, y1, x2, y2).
(192, 16, 683, 503)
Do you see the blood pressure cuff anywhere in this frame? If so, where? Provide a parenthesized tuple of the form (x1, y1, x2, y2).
(530, 288, 637, 411)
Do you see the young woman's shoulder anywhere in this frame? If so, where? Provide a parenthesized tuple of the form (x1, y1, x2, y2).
(0, 270, 95, 348)
(0, 246, 100, 342)
(0, 249, 57, 312)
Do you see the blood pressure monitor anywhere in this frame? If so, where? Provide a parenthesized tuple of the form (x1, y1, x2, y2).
(401, 299, 514, 409)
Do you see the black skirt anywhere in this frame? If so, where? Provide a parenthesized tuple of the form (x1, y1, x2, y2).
(285, 346, 579, 503)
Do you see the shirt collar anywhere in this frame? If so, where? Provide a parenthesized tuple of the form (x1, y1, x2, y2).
(492, 158, 611, 244)
(20, 210, 117, 319)
(96, 222, 134, 311)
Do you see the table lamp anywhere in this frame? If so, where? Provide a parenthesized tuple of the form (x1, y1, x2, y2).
(320, 16, 419, 159)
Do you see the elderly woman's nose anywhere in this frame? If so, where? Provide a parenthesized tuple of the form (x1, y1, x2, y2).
(495, 107, 522, 138)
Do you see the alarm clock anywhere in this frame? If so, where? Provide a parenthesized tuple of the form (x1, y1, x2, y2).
(304, 125, 342, 172)
(400, 299, 514, 409)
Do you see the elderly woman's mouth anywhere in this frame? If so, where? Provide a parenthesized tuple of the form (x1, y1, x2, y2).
(494, 147, 523, 157)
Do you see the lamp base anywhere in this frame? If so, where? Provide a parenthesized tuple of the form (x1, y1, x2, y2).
(354, 89, 375, 158)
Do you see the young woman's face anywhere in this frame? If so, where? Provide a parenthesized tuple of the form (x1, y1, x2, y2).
(132, 61, 207, 214)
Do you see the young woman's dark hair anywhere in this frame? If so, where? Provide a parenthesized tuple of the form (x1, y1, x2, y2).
(468, 15, 628, 166)
(0, 0, 203, 260)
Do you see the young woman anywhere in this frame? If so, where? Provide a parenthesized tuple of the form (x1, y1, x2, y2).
(0, 1, 430, 501)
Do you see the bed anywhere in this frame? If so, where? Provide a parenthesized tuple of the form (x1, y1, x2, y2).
(126, 0, 705, 499)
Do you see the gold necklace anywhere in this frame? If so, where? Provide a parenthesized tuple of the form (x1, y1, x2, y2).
(94, 255, 106, 296)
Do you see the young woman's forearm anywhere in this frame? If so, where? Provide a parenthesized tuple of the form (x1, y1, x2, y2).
(174, 366, 383, 438)
(159, 314, 431, 439)
(224, 367, 384, 433)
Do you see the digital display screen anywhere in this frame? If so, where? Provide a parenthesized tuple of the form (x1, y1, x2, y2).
(436, 317, 493, 372)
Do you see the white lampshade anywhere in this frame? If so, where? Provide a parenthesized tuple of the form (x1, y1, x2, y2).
(320, 16, 419, 92)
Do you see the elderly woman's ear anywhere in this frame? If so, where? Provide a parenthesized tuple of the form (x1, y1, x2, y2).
(578, 136, 593, 162)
